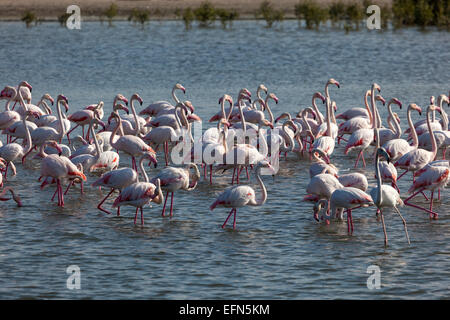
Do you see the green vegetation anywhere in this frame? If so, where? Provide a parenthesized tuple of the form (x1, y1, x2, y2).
(128, 8, 150, 28)
(345, 2, 364, 30)
(179, 8, 195, 30)
(295, 1, 328, 29)
(58, 12, 71, 27)
(104, 3, 118, 26)
(194, 1, 216, 27)
(216, 8, 239, 29)
(21, 11, 37, 28)
(392, 0, 449, 29)
(256, 1, 284, 28)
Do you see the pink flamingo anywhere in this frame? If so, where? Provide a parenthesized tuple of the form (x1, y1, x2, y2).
(139, 83, 186, 117)
(344, 84, 382, 168)
(312, 97, 335, 157)
(210, 160, 274, 230)
(313, 187, 373, 233)
(395, 104, 440, 182)
(382, 103, 422, 162)
(0, 82, 32, 109)
(370, 146, 409, 246)
(39, 142, 86, 207)
(151, 163, 200, 218)
(109, 111, 156, 171)
(92, 152, 157, 215)
(0, 187, 23, 207)
(21, 95, 69, 162)
(112, 163, 163, 225)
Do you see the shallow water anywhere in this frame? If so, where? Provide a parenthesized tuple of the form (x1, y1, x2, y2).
(0, 21, 449, 299)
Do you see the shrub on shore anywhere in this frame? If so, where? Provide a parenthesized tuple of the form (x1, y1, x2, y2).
(58, 12, 71, 27)
(256, 1, 284, 28)
(216, 8, 239, 29)
(295, 1, 328, 29)
(104, 3, 118, 26)
(21, 11, 37, 28)
(194, 1, 216, 27)
(128, 8, 150, 28)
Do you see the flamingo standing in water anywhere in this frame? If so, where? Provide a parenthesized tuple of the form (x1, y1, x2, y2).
(109, 111, 156, 171)
(151, 163, 200, 218)
(112, 159, 163, 225)
(92, 152, 157, 216)
(39, 142, 86, 207)
(382, 103, 422, 162)
(312, 97, 335, 157)
(21, 95, 69, 162)
(344, 83, 382, 168)
(313, 187, 373, 233)
(210, 160, 274, 230)
(370, 146, 410, 246)
(395, 104, 440, 182)
(139, 83, 186, 117)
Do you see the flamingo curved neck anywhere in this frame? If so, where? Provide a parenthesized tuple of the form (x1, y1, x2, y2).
(264, 96, 274, 124)
(130, 97, 141, 136)
(374, 144, 383, 207)
(18, 88, 33, 154)
(364, 91, 373, 124)
(407, 106, 419, 148)
(312, 95, 324, 125)
(172, 87, 181, 104)
(253, 166, 267, 206)
(138, 156, 149, 183)
(387, 101, 401, 138)
(426, 106, 438, 160)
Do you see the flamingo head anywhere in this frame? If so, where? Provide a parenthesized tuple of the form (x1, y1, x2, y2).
(327, 78, 340, 89)
(18, 81, 32, 92)
(409, 103, 422, 115)
(261, 119, 274, 129)
(220, 118, 231, 128)
(393, 112, 401, 124)
(145, 152, 158, 168)
(241, 88, 252, 98)
(48, 140, 63, 155)
(187, 112, 202, 123)
(113, 102, 129, 114)
(332, 101, 338, 112)
(375, 95, 385, 105)
(11, 190, 23, 207)
(175, 83, 186, 94)
(0, 157, 6, 168)
(183, 100, 195, 114)
(372, 83, 381, 92)
(314, 92, 326, 104)
(57, 94, 69, 105)
(218, 94, 233, 106)
(43, 93, 54, 105)
(132, 93, 143, 106)
(392, 98, 402, 109)
(258, 84, 268, 94)
(313, 199, 328, 222)
(268, 93, 279, 104)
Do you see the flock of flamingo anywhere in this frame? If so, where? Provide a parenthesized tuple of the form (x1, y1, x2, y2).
(0, 79, 448, 246)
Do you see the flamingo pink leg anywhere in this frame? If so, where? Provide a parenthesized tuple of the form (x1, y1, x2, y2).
(97, 189, 115, 215)
(404, 188, 439, 219)
(65, 124, 79, 145)
(379, 210, 388, 246)
(222, 208, 235, 229)
(233, 209, 237, 230)
(397, 170, 408, 181)
(134, 207, 139, 224)
(140, 207, 144, 225)
(209, 165, 213, 184)
(161, 191, 169, 216)
(170, 192, 174, 217)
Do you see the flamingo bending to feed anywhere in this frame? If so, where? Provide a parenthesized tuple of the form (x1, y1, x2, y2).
(313, 187, 373, 233)
(370, 146, 410, 246)
(210, 160, 274, 230)
(151, 163, 200, 218)
(0, 186, 23, 207)
(39, 142, 86, 207)
(92, 151, 157, 215)
(112, 164, 163, 226)
(404, 160, 449, 220)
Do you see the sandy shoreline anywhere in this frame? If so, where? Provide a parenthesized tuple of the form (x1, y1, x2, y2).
(0, 0, 391, 21)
